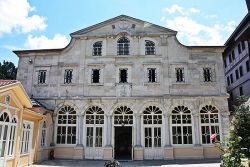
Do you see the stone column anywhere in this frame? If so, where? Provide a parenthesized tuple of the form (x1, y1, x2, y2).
(76, 115, 83, 146)
(135, 113, 141, 146)
(104, 114, 113, 160)
(164, 113, 171, 146)
(52, 114, 57, 145)
(163, 113, 174, 160)
(220, 112, 230, 141)
(192, 112, 201, 146)
(134, 113, 143, 160)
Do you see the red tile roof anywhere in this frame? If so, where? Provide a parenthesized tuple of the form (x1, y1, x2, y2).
(0, 80, 18, 87)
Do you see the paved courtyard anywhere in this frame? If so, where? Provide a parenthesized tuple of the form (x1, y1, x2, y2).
(30, 159, 220, 167)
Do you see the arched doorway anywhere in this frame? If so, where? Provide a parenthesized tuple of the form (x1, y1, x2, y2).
(113, 106, 133, 160)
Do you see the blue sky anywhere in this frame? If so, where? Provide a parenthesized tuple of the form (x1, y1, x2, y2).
(0, 0, 248, 65)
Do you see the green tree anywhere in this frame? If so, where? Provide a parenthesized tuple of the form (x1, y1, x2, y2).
(221, 96, 250, 167)
(0, 60, 17, 80)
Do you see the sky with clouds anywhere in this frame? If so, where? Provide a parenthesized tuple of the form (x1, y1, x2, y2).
(0, 0, 248, 65)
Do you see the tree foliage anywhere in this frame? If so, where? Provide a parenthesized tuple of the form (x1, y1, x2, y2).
(0, 60, 17, 80)
(221, 96, 250, 167)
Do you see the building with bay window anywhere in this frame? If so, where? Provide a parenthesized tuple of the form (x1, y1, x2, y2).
(14, 15, 230, 160)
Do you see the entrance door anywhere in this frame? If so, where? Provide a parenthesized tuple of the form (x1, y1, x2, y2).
(114, 126, 132, 160)
(144, 127, 163, 159)
(85, 127, 103, 159)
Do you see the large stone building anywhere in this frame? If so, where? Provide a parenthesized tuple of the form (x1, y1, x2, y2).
(223, 0, 250, 109)
(14, 15, 230, 160)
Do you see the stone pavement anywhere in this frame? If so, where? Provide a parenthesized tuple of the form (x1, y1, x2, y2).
(30, 159, 220, 167)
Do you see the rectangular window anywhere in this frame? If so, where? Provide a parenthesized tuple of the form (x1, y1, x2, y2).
(230, 74, 234, 84)
(235, 69, 239, 80)
(230, 92, 233, 101)
(246, 60, 250, 72)
(148, 68, 157, 83)
(203, 68, 212, 82)
(224, 59, 227, 68)
(239, 66, 243, 77)
(231, 50, 235, 60)
(38, 70, 46, 84)
(229, 54, 232, 63)
(92, 69, 100, 83)
(238, 43, 242, 54)
(241, 41, 245, 50)
(64, 69, 73, 84)
(176, 68, 184, 82)
(227, 76, 230, 86)
(239, 87, 243, 96)
(119, 69, 128, 83)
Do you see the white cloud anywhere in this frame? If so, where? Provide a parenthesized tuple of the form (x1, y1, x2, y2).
(205, 14, 218, 19)
(0, 0, 46, 36)
(163, 4, 200, 16)
(164, 16, 236, 45)
(189, 8, 200, 13)
(25, 34, 69, 49)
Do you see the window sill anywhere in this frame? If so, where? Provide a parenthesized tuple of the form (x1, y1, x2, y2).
(34, 84, 48, 87)
(88, 83, 104, 86)
(171, 82, 191, 85)
(201, 82, 216, 85)
(144, 82, 160, 86)
(116, 82, 132, 85)
(60, 83, 77, 86)
(20, 153, 30, 156)
(55, 144, 77, 147)
(6, 156, 14, 160)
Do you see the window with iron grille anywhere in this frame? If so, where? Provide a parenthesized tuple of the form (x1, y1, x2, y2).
(145, 40, 155, 55)
(171, 106, 193, 145)
(200, 105, 220, 144)
(147, 68, 156, 83)
(41, 121, 46, 147)
(93, 41, 102, 56)
(92, 69, 100, 83)
(203, 68, 212, 82)
(119, 69, 128, 83)
(38, 70, 46, 84)
(56, 106, 77, 144)
(117, 37, 129, 55)
(176, 68, 184, 82)
(64, 69, 73, 84)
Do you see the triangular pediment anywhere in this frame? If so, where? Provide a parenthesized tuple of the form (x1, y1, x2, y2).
(71, 15, 177, 37)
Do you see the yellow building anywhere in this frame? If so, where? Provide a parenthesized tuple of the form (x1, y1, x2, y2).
(0, 80, 52, 167)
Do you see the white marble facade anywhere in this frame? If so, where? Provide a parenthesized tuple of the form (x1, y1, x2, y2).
(15, 15, 229, 160)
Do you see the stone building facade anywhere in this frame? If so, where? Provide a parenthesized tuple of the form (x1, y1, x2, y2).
(14, 15, 229, 160)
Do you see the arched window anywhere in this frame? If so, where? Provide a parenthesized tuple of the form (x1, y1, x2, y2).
(93, 41, 102, 56)
(85, 106, 104, 147)
(117, 37, 130, 55)
(0, 112, 10, 157)
(143, 106, 162, 148)
(114, 106, 133, 125)
(200, 105, 220, 144)
(7, 117, 17, 156)
(20, 122, 33, 154)
(171, 106, 192, 145)
(57, 106, 77, 144)
(40, 121, 46, 147)
(145, 40, 155, 55)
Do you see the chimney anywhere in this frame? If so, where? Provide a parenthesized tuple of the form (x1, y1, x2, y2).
(246, 0, 250, 12)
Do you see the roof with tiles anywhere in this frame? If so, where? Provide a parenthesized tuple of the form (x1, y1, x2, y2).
(0, 80, 18, 87)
